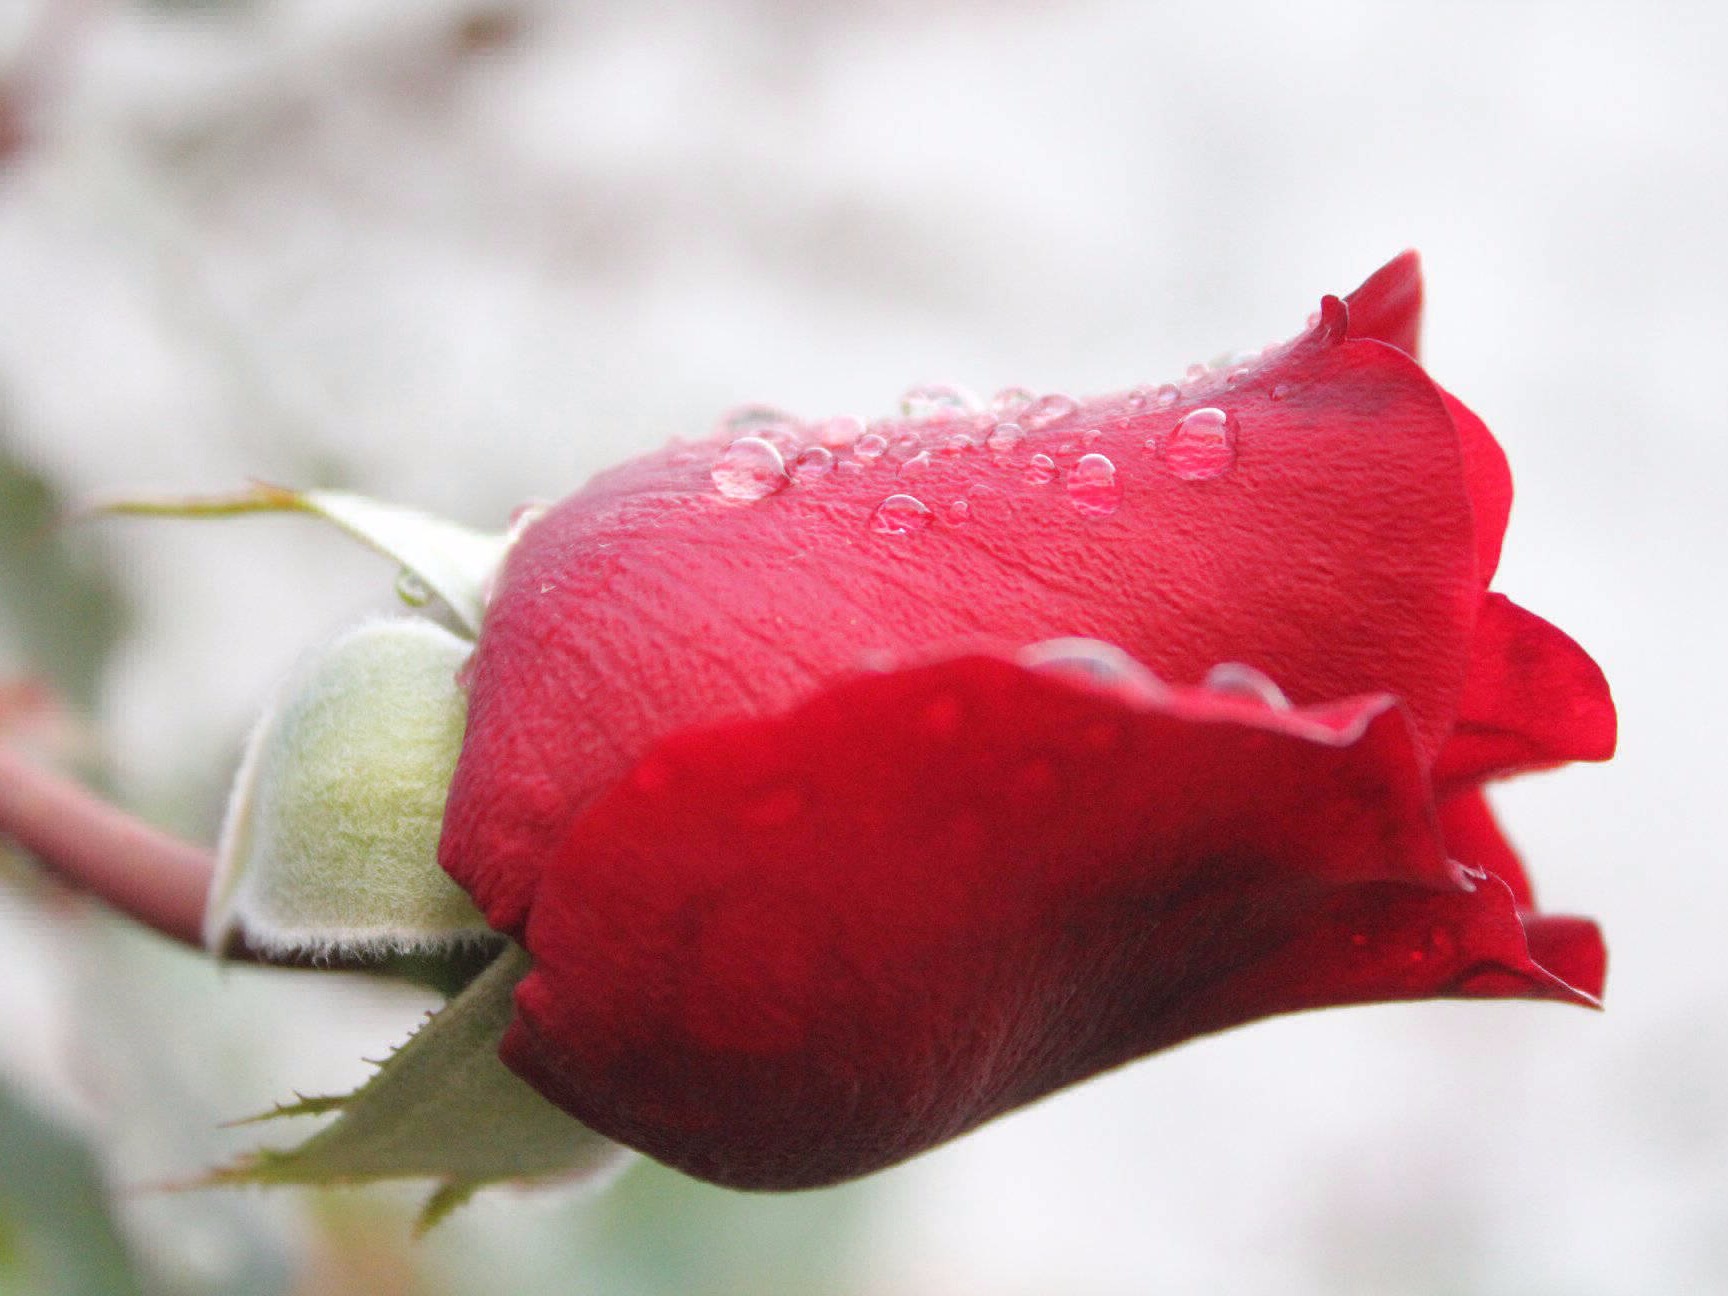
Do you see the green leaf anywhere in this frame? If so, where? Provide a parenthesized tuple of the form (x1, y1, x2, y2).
(207, 617, 492, 957)
(210, 944, 628, 1231)
(92, 483, 512, 636)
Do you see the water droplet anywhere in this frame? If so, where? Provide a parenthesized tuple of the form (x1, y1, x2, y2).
(1449, 859, 1489, 893)
(943, 432, 974, 454)
(1024, 393, 1078, 429)
(1125, 387, 1150, 411)
(946, 499, 971, 524)
(812, 415, 864, 447)
(985, 421, 1024, 455)
(1165, 407, 1238, 481)
(1066, 453, 1121, 517)
(888, 434, 921, 461)
(1155, 384, 1180, 408)
(717, 404, 794, 436)
(990, 386, 1037, 416)
(1269, 382, 1291, 401)
(711, 436, 790, 501)
(854, 432, 888, 462)
(1184, 363, 1209, 383)
(790, 445, 835, 481)
(901, 383, 977, 421)
(870, 493, 933, 535)
(1203, 662, 1290, 709)
(395, 568, 432, 607)
(1026, 453, 1057, 484)
(899, 450, 932, 475)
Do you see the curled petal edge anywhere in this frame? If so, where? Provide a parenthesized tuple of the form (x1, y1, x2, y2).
(497, 646, 1601, 1189)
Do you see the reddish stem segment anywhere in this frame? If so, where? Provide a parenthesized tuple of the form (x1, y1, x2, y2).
(0, 743, 212, 948)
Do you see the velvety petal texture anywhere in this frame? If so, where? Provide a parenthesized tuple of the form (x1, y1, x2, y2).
(438, 255, 1616, 1190)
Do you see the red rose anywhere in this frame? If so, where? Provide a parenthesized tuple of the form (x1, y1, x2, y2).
(439, 253, 1615, 1190)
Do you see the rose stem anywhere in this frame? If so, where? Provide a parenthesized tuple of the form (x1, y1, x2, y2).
(0, 743, 211, 949)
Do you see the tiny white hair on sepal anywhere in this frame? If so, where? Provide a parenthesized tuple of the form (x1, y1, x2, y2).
(207, 616, 493, 958)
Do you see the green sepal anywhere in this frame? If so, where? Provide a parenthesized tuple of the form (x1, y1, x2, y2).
(209, 945, 629, 1231)
(207, 616, 491, 956)
(92, 483, 512, 635)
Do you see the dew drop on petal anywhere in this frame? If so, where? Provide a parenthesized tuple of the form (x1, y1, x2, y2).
(813, 415, 865, 448)
(899, 450, 932, 476)
(1449, 860, 1489, 893)
(711, 436, 790, 501)
(1184, 363, 1209, 383)
(1202, 661, 1290, 710)
(395, 568, 432, 607)
(990, 386, 1037, 416)
(870, 493, 934, 535)
(901, 383, 978, 421)
(1125, 387, 1150, 411)
(889, 434, 921, 461)
(943, 432, 975, 454)
(1066, 452, 1121, 517)
(1024, 393, 1078, 429)
(1155, 383, 1180, 408)
(946, 499, 971, 524)
(1166, 407, 1238, 481)
(854, 432, 888, 462)
(1269, 382, 1291, 401)
(717, 404, 794, 437)
(1026, 453, 1057, 484)
(790, 445, 835, 481)
(985, 421, 1024, 455)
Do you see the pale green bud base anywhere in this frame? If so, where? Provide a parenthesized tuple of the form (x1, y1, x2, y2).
(100, 484, 622, 1225)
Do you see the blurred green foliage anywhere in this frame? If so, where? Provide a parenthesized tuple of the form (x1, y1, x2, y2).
(0, 1085, 144, 1296)
(0, 431, 127, 709)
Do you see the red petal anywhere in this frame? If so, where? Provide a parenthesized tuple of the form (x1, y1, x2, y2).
(446, 320, 1480, 935)
(1442, 389, 1514, 589)
(1438, 785, 1532, 907)
(1345, 250, 1423, 358)
(1434, 593, 1617, 792)
(493, 655, 1587, 1190)
(1518, 914, 1607, 1003)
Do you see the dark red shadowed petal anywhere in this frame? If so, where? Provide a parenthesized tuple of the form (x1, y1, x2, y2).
(1438, 786, 1533, 907)
(493, 654, 1588, 1191)
(1345, 250, 1423, 358)
(1434, 592, 1617, 793)
(445, 313, 1481, 938)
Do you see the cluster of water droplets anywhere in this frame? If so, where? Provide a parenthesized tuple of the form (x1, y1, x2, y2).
(702, 358, 1272, 530)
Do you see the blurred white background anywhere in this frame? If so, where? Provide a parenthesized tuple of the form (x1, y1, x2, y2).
(0, 1, 1722, 1293)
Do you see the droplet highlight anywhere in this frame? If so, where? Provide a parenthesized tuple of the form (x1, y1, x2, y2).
(1026, 453, 1057, 485)
(985, 421, 1024, 455)
(711, 436, 790, 501)
(790, 445, 835, 481)
(854, 432, 888, 462)
(1165, 407, 1238, 481)
(395, 568, 432, 607)
(870, 493, 934, 535)
(901, 383, 977, 421)
(1024, 393, 1078, 429)
(1066, 453, 1121, 517)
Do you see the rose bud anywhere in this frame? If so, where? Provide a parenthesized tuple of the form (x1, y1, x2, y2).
(433, 252, 1615, 1189)
(73, 253, 1613, 1210)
